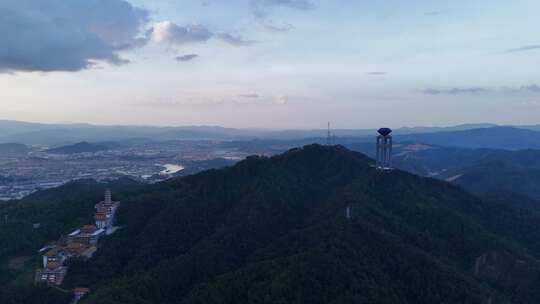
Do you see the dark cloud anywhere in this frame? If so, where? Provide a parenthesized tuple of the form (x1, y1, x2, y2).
(175, 54, 199, 62)
(0, 0, 148, 72)
(367, 72, 387, 75)
(505, 45, 540, 53)
(423, 87, 487, 95)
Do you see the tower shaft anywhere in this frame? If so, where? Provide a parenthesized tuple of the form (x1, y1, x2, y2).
(376, 135, 392, 169)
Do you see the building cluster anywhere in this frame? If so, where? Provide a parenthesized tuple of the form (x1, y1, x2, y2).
(35, 190, 120, 299)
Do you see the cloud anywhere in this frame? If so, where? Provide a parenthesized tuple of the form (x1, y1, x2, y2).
(264, 22, 294, 32)
(275, 95, 289, 104)
(215, 33, 257, 46)
(175, 54, 199, 62)
(0, 1, 256, 72)
(367, 72, 387, 75)
(423, 87, 487, 95)
(149, 22, 213, 45)
(133, 93, 291, 108)
(256, 0, 315, 11)
(251, 0, 314, 32)
(0, 0, 148, 72)
(149, 21, 254, 47)
(238, 93, 260, 98)
(423, 84, 540, 95)
(425, 11, 444, 16)
(505, 45, 540, 53)
(522, 84, 540, 93)
(513, 100, 540, 108)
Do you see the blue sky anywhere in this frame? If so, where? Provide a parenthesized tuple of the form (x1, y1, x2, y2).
(0, 0, 539, 128)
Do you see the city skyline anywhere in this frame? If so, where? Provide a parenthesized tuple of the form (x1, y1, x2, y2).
(1, 0, 539, 128)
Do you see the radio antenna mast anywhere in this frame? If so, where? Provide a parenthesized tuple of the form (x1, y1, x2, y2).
(327, 122, 332, 145)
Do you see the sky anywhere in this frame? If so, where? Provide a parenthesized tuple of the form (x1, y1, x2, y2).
(0, 0, 539, 129)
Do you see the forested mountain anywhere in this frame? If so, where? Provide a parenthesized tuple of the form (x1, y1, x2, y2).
(3, 145, 540, 303)
(481, 192, 540, 215)
(388, 145, 492, 176)
(437, 149, 540, 200)
(47, 142, 109, 155)
(0, 178, 142, 304)
(387, 145, 540, 203)
(39, 145, 538, 304)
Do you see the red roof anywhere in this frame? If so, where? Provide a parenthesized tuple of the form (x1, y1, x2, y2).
(73, 287, 91, 293)
(94, 213, 107, 220)
(81, 225, 97, 234)
(47, 261, 61, 270)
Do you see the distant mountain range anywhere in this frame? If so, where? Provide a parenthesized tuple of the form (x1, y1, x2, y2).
(2, 119, 540, 148)
(398, 126, 540, 150)
(387, 143, 540, 200)
(436, 149, 540, 200)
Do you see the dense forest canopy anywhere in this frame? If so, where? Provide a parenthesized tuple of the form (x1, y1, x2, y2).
(0, 178, 142, 304)
(2, 145, 540, 303)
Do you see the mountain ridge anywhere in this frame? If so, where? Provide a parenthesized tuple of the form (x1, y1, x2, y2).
(49, 144, 540, 304)
(2, 145, 540, 303)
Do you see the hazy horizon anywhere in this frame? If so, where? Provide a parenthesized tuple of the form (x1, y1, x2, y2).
(0, 118, 515, 131)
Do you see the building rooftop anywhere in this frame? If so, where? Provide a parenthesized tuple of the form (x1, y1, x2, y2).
(46, 261, 61, 270)
(44, 247, 61, 257)
(73, 287, 91, 293)
(91, 228, 105, 236)
(95, 213, 107, 220)
(66, 241, 89, 255)
(81, 225, 97, 234)
(68, 229, 81, 237)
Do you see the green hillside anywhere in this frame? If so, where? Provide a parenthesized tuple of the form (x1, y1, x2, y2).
(0, 178, 142, 304)
(45, 144, 540, 304)
(439, 150, 540, 200)
(2, 145, 540, 303)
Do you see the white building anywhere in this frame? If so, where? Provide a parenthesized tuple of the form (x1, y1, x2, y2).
(94, 189, 120, 230)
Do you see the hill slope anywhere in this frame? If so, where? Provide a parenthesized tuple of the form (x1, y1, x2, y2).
(47, 142, 109, 154)
(0, 143, 30, 156)
(0, 178, 143, 304)
(439, 149, 540, 200)
(38, 144, 540, 304)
